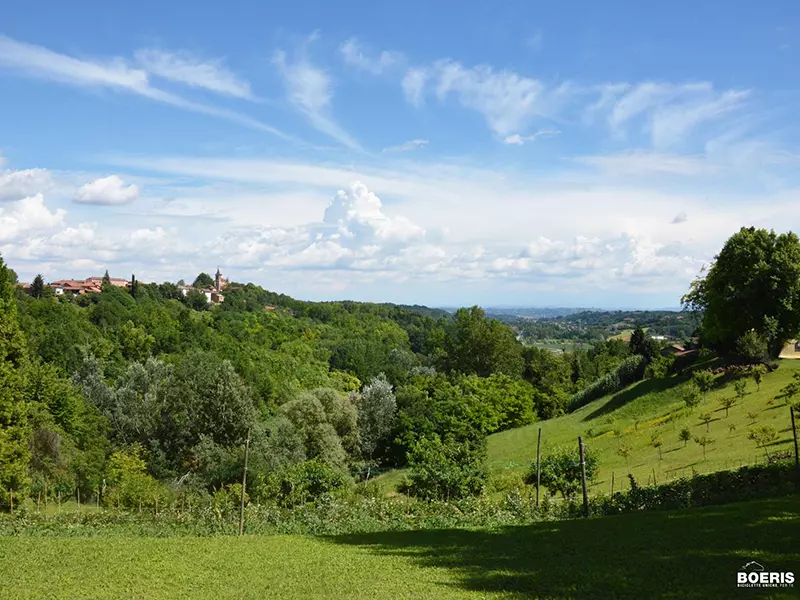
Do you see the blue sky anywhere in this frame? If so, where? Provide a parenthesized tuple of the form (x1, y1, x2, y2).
(1, 0, 799, 308)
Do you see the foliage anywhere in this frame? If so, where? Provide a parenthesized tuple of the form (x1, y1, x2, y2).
(0, 254, 30, 506)
(355, 374, 396, 472)
(255, 459, 348, 508)
(747, 425, 779, 461)
(403, 436, 487, 501)
(192, 273, 214, 288)
(524, 444, 598, 499)
(681, 382, 701, 409)
(678, 427, 692, 447)
(683, 227, 800, 358)
(693, 435, 714, 459)
(718, 396, 736, 417)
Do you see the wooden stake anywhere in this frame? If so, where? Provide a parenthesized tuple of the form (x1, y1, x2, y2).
(535, 428, 542, 510)
(611, 471, 615, 496)
(44, 480, 48, 512)
(239, 428, 251, 536)
(578, 436, 589, 518)
(791, 407, 799, 491)
(77, 487, 80, 506)
(652, 468, 657, 486)
(9, 489, 13, 516)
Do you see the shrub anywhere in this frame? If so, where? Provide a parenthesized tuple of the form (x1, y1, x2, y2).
(402, 436, 487, 501)
(255, 459, 348, 508)
(525, 445, 598, 499)
(567, 355, 646, 411)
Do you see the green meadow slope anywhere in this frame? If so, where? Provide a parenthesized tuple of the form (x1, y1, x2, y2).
(2, 497, 798, 599)
(488, 359, 800, 493)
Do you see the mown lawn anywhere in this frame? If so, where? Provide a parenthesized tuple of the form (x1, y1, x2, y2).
(1, 496, 798, 599)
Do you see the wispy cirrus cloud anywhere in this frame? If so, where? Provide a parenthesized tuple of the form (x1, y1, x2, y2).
(273, 42, 361, 150)
(0, 35, 293, 141)
(339, 38, 403, 75)
(503, 129, 560, 145)
(382, 139, 428, 152)
(134, 48, 253, 99)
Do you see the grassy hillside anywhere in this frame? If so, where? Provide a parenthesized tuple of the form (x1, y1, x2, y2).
(489, 359, 800, 493)
(2, 496, 797, 599)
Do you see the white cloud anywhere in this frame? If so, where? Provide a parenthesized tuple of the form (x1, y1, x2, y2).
(503, 129, 560, 145)
(598, 81, 750, 147)
(0, 194, 66, 242)
(0, 168, 53, 201)
(74, 175, 140, 205)
(402, 68, 428, 107)
(0, 35, 292, 141)
(339, 38, 402, 75)
(273, 48, 360, 149)
(527, 30, 544, 52)
(382, 139, 429, 152)
(574, 151, 715, 176)
(403, 60, 567, 136)
(134, 48, 253, 99)
(671, 212, 688, 224)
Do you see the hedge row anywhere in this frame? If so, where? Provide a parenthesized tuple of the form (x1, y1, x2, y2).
(567, 355, 647, 412)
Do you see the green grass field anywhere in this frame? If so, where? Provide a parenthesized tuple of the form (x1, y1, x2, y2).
(488, 359, 800, 493)
(2, 496, 797, 599)
(377, 359, 800, 495)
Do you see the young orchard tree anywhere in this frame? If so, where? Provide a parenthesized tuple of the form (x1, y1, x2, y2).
(678, 427, 692, 447)
(616, 442, 632, 467)
(747, 411, 759, 424)
(734, 379, 748, 400)
(747, 425, 779, 462)
(692, 370, 715, 401)
(699, 411, 713, 432)
(719, 396, 737, 418)
(682, 382, 702, 411)
(694, 435, 715, 459)
(752, 365, 766, 391)
(650, 433, 664, 461)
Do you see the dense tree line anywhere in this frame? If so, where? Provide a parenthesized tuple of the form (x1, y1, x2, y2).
(2, 256, 636, 508)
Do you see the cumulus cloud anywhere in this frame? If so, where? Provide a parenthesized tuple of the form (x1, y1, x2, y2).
(0, 168, 53, 201)
(0, 194, 66, 242)
(319, 182, 425, 246)
(74, 175, 140, 205)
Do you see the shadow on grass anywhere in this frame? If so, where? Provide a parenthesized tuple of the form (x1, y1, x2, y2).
(583, 376, 686, 422)
(326, 496, 800, 600)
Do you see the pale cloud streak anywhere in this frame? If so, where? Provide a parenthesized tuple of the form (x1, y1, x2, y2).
(273, 47, 360, 149)
(134, 48, 254, 99)
(503, 129, 560, 145)
(382, 139, 429, 152)
(340, 38, 402, 75)
(0, 35, 293, 141)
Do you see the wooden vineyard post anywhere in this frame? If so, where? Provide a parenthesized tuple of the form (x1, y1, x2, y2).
(652, 468, 657, 486)
(791, 407, 799, 491)
(9, 489, 13, 516)
(535, 428, 542, 510)
(239, 428, 251, 536)
(611, 471, 615, 496)
(578, 436, 589, 518)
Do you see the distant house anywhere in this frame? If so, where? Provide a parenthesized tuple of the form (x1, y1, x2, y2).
(177, 268, 227, 304)
(780, 340, 800, 359)
(661, 343, 686, 356)
(264, 305, 277, 311)
(49, 279, 103, 295)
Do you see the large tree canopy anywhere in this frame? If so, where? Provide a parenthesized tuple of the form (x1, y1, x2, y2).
(682, 227, 800, 358)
